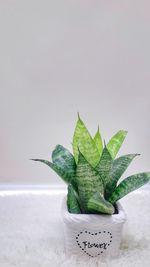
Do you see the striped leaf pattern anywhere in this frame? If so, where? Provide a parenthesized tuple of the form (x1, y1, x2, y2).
(95, 146, 112, 187)
(76, 151, 104, 212)
(105, 154, 139, 200)
(32, 114, 150, 215)
(31, 159, 72, 184)
(52, 144, 76, 180)
(73, 114, 100, 168)
(88, 192, 114, 215)
(93, 126, 103, 157)
(108, 172, 150, 204)
(67, 184, 81, 214)
(107, 130, 127, 159)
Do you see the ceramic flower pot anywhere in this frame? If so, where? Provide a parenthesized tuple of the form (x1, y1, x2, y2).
(62, 197, 126, 258)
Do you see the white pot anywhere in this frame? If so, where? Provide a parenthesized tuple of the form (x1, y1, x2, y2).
(62, 197, 126, 258)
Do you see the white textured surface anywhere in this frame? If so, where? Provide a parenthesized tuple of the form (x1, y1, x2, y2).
(0, 188, 150, 267)
(62, 198, 126, 257)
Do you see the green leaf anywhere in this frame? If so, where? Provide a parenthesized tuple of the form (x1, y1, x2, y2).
(108, 172, 150, 204)
(73, 113, 100, 168)
(87, 192, 114, 215)
(76, 151, 104, 212)
(31, 159, 72, 184)
(105, 154, 139, 200)
(95, 145, 113, 187)
(93, 126, 103, 156)
(107, 130, 128, 159)
(67, 184, 81, 214)
(52, 144, 76, 180)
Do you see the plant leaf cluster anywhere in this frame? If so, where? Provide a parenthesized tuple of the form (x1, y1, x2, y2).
(32, 114, 150, 215)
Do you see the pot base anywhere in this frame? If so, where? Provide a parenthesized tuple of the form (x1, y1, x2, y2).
(62, 197, 126, 258)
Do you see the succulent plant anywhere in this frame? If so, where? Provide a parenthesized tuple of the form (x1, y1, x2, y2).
(31, 114, 150, 215)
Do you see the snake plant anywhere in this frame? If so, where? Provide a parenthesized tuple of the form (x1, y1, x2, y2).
(31, 114, 150, 215)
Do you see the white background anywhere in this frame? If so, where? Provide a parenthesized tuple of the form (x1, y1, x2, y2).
(0, 0, 150, 185)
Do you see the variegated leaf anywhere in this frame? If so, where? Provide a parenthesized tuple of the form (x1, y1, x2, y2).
(67, 184, 81, 214)
(107, 130, 127, 159)
(93, 126, 103, 157)
(73, 114, 100, 168)
(31, 159, 72, 184)
(52, 144, 76, 180)
(76, 151, 104, 212)
(108, 172, 150, 204)
(105, 154, 139, 200)
(95, 145, 112, 187)
(87, 192, 114, 215)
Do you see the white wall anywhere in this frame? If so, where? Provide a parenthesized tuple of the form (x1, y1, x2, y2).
(0, 0, 150, 185)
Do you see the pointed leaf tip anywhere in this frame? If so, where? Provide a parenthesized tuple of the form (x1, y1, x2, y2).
(107, 130, 128, 159)
(73, 115, 100, 167)
(93, 126, 103, 156)
(77, 112, 81, 121)
(95, 145, 112, 187)
(108, 172, 150, 204)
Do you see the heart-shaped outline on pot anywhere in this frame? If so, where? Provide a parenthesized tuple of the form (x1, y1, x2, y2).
(75, 230, 113, 257)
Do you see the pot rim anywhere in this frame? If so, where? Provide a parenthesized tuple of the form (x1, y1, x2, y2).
(62, 197, 126, 226)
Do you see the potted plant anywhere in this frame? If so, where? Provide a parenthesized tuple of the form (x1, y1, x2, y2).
(31, 114, 150, 258)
